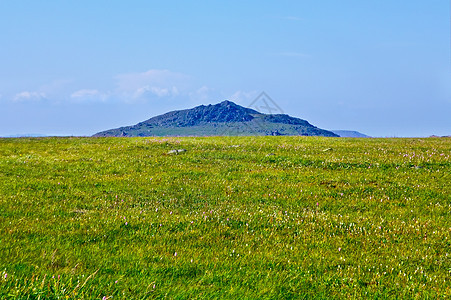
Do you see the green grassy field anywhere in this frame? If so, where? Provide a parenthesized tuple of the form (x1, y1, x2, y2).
(0, 136, 449, 299)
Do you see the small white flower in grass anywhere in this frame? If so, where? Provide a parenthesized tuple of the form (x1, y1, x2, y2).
(174, 252, 177, 257)
(338, 248, 341, 252)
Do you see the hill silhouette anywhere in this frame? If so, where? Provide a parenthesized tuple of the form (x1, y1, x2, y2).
(93, 100, 338, 137)
(331, 130, 370, 138)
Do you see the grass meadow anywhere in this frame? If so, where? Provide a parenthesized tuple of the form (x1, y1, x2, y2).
(0, 136, 449, 299)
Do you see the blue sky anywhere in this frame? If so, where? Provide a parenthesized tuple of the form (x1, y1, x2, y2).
(0, 1, 450, 137)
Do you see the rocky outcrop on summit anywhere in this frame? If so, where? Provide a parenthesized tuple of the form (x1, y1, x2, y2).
(138, 101, 260, 127)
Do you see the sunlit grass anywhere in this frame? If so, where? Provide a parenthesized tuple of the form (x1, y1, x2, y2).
(0, 136, 449, 299)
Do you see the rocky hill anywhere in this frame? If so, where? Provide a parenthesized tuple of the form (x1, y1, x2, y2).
(93, 100, 338, 137)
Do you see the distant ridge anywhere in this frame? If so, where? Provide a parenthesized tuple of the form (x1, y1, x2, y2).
(331, 130, 370, 138)
(93, 100, 338, 137)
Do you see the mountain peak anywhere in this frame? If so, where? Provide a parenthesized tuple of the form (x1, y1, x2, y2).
(218, 100, 236, 106)
(93, 100, 338, 137)
(135, 100, 261, 128)
(207, 100, 257, 112)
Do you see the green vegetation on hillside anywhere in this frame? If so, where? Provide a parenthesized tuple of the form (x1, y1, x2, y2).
(0, 136, 449, 299)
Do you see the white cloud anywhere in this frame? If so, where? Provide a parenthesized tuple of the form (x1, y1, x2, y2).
(133, 85, 180, 98)
(115, 69, 190, 100)
(189, 86, 215, 102)
(229, 90, 259, 105)
(70, 89, 108, 102)
(13, 91, 46, 102)
(8, 69, 223, 106)
(71, 89, 100, 98)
